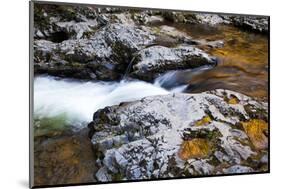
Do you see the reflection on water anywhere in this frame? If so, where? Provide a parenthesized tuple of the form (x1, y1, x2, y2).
(171, 23, 269, 100)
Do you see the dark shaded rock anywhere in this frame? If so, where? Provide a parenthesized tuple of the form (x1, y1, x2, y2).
(229, 16, 269, 34)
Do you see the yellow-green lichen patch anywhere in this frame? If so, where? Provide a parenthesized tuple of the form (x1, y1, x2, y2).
(241, 119, 268, 150)
(178, 138, 211, 160)
(228, 95, 240, 105)
(195, 115, 212, 126)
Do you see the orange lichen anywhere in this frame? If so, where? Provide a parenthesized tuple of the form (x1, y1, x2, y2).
(178, 138, 211, 160)
(241, 119, 268, 150)
(195, 115, 212, 126)
(228, 95, 240, 105)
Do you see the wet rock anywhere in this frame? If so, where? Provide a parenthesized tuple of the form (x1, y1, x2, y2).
(228, 16, 269, 34)
(162, 12, 227, 26)
(34, 23, 156, 80)
(34, 4, 98, 40)
(162, 11, 193, 23)
(161, 11, 268, 34)
(131, 45, 217, 81)
(88, 89, 268, 181)
(196, 14, 269, 34)
(153, 25, 194, 44)
(54, 20, 99, 39)
(194, 14, 226, 25)
(196, 39, 224, 49)
(132, 11, 164, 25)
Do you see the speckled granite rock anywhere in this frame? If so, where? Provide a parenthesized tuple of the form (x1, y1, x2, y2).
(88, 89, 268, 181)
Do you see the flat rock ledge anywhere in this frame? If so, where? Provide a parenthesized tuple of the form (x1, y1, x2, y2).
(88, 89, 268, 182)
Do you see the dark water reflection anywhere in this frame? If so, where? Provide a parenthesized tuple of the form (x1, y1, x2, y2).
(163, 22, 269, 101)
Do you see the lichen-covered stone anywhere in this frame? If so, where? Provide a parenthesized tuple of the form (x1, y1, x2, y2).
(34, 23, 156, 80)
(241, 119, 268, 150)
(131, 45, 217, 81)
(88, 89, 268, 181)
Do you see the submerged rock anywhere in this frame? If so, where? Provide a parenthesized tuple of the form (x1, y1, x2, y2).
(88, 89, 268, 181)
(34, 128, 96, 186)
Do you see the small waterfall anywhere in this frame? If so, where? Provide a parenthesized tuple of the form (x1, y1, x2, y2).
(34, 76, 169, 127)
(154, 70, 178, 87)
(34, 70, 188, 128)
(123, 56, 136, 80)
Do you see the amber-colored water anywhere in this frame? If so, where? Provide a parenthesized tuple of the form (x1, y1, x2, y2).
(174, 23, 269, 101)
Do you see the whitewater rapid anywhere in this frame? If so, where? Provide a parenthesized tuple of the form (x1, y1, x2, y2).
(34, 73, 187, 127)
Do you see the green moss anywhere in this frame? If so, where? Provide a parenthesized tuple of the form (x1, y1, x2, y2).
(69, 62, 85, 68)
(34, 114, 68, 137)
(112, 172, 124, 181)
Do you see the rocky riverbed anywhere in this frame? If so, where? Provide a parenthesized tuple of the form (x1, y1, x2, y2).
(32, 2, 269, 186)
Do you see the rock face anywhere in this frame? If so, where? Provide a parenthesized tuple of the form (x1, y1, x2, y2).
(229, 16, 269, 34)
(162, 11, 268, 34)
(34, 5, 224, 81)
(34, 23, 156, 80)
(34, 21, 218, 81)
(88, 89, 268, 181)
(34, 4, 98, 40)
(131, 45, 217, 81)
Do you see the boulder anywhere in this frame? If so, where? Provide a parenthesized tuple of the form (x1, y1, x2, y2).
(34, 4, 99, 41)
(34, 23, 156, 80)
(88, 89, 268, 181)
(131, 45, 217, 81)
(161, 11, 268, 34)
(228, 16, 269, 34)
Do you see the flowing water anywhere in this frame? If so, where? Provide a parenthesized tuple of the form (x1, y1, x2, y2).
(34, 74, 186, 133)
(172, 23, 269, 100)
(33, 21, 269, 186)
(34, 24, 268, 134)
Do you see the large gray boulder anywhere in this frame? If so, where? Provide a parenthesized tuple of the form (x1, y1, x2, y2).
(88, 89, 268, 181)
(34, 23, 156, 80)
(131, 45, 217, 81)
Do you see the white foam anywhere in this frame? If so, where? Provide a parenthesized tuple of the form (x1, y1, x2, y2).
(34, 75, 184, 126)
